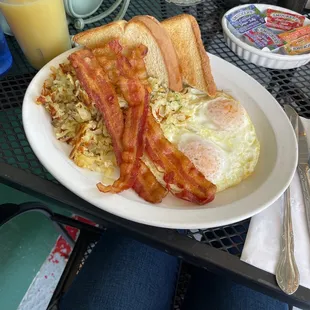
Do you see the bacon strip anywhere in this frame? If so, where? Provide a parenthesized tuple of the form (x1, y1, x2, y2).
(95, 42, 149, 193)
(69, 49, 124, 164)
(97, 77, 149, 193)
(145, 113, 216, 205)
(133, 162, 167, 203)
(93, 41, 151, 91)
(69, 48, 167, 202)
(95, 41, 167, 200)
(69, 49, 145, 193)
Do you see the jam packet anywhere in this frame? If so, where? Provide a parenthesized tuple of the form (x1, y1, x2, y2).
(279, 24, 310, 43)
(244, 25, 285, 50)
(284, 34, 310, 55)
(226, 4, 265, 35)
(266, 9, 305, 31)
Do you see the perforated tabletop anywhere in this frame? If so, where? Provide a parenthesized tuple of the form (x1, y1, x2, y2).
(1, 1, 310, 306)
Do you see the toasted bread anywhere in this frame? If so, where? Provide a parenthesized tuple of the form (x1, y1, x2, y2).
(73, 20, 126, 49)
(73, 17, 182, 92)
(127, 16, 182, 92)
(162, 14, 216, 97)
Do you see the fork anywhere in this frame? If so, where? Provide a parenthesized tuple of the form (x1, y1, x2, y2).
(275, 113, 300, 295)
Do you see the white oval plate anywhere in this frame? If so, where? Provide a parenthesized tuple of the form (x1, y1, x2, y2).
(23, 48, 297, 229)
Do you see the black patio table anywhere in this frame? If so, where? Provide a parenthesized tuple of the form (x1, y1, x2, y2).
(1, 0, 310, 308)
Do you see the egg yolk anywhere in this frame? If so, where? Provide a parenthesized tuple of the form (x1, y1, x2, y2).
(207, 98, 246, 131)
(179, 140, 223, 183)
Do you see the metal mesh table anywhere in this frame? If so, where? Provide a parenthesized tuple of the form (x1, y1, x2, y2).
(1, 0, 310, 308)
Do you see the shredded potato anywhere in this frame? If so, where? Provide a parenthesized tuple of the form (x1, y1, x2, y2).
(36, 62, 115, 175)
(148, 77, 210, 126)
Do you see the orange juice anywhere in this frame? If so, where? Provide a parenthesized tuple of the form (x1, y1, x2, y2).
(0, 0, 71, 69)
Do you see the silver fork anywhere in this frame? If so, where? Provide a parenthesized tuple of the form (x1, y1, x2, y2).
(275, 113, 300, 295)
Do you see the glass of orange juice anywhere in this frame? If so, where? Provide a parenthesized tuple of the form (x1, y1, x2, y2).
(0, 0, 71, 69)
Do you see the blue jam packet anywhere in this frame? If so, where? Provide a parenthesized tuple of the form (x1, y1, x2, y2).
(226, 4, 265, 35)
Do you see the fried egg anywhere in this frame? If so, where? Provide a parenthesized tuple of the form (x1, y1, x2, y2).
(195, 97, 247, 131)
(149, 86, 260, 192)
(178, 134, 226, 185)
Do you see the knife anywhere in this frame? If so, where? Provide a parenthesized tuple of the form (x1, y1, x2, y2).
(284, 105, 310, 234)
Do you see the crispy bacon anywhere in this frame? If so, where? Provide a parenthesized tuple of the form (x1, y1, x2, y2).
(97, 77, 149, 193)
(94, 41, 167, 200)
(133, 163, 168, 203)
(127, 44, 149, 83)
(68, 49, 124, 164)
(93, 40, 151, 91)
(69, 47, 167, 202)
(145, 113, 216, 205)
(69, 50, 143, 193)
(95, 43, 149, 193)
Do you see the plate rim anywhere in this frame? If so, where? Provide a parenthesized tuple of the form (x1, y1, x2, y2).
(22, 47, 298, 229)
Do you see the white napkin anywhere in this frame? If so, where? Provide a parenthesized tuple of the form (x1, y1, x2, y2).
(241, 117, 310, 290)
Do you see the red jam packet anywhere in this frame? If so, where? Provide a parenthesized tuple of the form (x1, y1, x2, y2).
(279, 24, 310, 43)
(266, 9, 305, 31)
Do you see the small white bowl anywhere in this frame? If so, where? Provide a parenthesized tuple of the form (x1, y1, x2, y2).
(222, 4, 310, 69)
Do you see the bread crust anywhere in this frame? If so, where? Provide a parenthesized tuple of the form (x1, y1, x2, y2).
(73, 20, 126, 48)
(162, 14, 217, 97)
(130, 15, 182, 92)
(188, 15, 216, 97)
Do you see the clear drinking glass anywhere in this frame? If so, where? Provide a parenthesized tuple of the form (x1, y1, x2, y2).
(0, 25, 12, 75)
(0, 0, 71, 70)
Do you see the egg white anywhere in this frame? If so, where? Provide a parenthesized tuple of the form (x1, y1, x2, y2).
(148, 84, 260, 193)
(178, 133, 226, 185)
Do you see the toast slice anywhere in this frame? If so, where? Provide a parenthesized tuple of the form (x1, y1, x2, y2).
(161, 14, 217, 97)
(125, 16, 182, 92)
(73, 17, 182, 92)
(73, 20, 126, 49)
